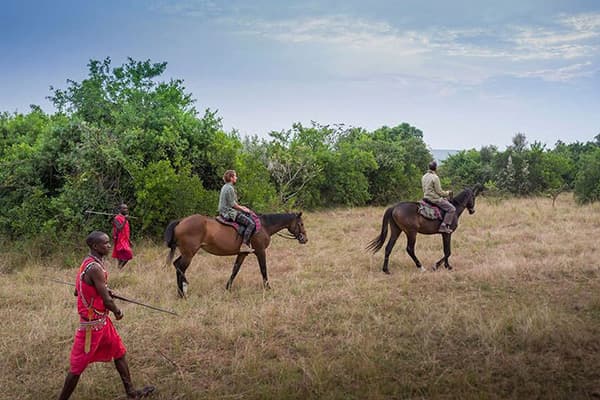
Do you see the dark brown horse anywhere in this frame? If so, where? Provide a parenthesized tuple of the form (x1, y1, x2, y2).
(367, 186, 482, 273)
(165, 212, 307, 296)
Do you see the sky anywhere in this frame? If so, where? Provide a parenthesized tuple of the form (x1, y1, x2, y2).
(1, 0, 599, 150)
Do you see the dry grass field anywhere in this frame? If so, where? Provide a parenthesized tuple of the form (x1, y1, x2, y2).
(1, 195, 599, 399)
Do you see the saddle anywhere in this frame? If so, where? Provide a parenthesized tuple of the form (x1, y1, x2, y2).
(216, 213, 262, 237)
(417, 199, 444, 221)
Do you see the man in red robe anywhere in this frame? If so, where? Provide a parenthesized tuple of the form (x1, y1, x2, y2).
(58, 231, 154, 399)
(112, 203, 133, 269)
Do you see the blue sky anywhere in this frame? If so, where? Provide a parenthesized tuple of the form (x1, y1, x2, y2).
(1, 0, 599, 150)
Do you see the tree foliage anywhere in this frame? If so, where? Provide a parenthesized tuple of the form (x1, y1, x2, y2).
(1, 58, 598, 245)
(574, 147, 600, 203)
(442, 133, 596, 200)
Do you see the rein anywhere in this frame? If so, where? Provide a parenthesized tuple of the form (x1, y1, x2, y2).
(276, 232, 297, 239)
(262, 213, 306, 243)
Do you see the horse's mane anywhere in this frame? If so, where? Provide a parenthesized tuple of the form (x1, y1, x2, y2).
(451, 188, 473, 206)
(259, 213, 297, 226)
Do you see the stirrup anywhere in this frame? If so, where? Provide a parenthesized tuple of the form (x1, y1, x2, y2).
(438, 224, 453, 233)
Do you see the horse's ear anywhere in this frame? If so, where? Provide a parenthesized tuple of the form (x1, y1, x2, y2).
(473, 183, 484, 197)
(297, 212, 303, 218)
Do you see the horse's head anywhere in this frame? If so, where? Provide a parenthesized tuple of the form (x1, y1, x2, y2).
(288, 212, 308, 244)
(465, 189, 476, 214)
(453, 188, 476, 215)
(465, 183, 485, 214)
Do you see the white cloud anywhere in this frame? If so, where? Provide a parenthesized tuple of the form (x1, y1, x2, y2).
(239, 13, 598, 55)
(150, 0, 227, 19)
(236, 15, 428, 56)
(561, 12, 600, 32)
(153, 4, 600, 85)
(517, 61, 596, 82)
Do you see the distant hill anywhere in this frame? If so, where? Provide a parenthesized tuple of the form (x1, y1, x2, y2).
(432, 149, 460, 163)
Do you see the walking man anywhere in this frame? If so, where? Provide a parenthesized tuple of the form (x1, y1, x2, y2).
(58, 231, 154, 399)
(112, 203, 133, 269)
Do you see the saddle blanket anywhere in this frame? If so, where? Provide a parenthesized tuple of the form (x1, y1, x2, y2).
(417, 200, 443, 221)
(216, 213, 262, 236)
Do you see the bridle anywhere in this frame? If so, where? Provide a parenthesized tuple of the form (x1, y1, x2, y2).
(277, 228, 306, 243)
(466, 191, 476, 214)
(276, 220, 306, 243)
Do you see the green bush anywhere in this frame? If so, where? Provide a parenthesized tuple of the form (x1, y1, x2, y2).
(133, 161, 217, 235)
(574, 147, 600, 203)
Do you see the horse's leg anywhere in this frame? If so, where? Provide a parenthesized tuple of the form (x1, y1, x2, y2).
(174, 255, 191, 298)
(433, 233, 452, 270)
(255, 250, 270, 289)
(382, 225, 402, 274)
(405, 231, 425, 272)
(226, 253, 249, 291)
(443, 233, 452, 270)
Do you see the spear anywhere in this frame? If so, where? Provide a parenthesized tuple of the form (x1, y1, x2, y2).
(84, 210, 137, 219)
(50, 278, 178, 316)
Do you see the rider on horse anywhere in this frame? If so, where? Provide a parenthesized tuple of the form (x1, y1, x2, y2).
(218, 170, 256, 253)
(421, 161, 455, 233)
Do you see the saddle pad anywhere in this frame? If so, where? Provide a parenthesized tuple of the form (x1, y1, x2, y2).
(418, 200, 443, 221)
(216, 215, 239, 229)
(216, 213, 262, 233)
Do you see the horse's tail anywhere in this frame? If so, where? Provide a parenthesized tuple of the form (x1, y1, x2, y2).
(164, 219, 181, 267)
(366, 206, 394, 253)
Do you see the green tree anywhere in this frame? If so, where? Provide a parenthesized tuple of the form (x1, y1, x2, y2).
(236, 136, 279, 212)
(133, 161, 216, 234)
(366, 123, 431, 204)
(574, 147, 600, 203)
(44, 57, 239, 235)
(442, 147, 497, 189)
(265, 123, 329, 208)
(495, 134, 532, 195)
(322, 133, 377, 206)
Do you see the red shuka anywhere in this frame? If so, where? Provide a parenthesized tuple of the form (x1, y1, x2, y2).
(69, 256, 126, 375)
(112, 214, 133, 261)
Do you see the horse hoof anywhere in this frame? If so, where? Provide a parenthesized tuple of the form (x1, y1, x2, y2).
(383, 269, 390, 275)
(263, 282, 271, 290)
(418, 266, 427, 272)
(181, 282, 188, 296)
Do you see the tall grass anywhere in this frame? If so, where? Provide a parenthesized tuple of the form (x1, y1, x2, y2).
(1, 195, 599, 399)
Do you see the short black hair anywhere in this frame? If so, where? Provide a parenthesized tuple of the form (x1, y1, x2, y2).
(428, 161, 437, 171)
(86, 231, 108, 248)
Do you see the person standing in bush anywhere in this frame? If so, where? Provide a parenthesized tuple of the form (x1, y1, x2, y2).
(422, 161, 455, 233)
(58, 231, 154, 399)
(112, 203, 133, 269)
(218, 170, 256, 253)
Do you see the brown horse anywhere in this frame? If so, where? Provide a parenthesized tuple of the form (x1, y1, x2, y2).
(367, 186, 482, 273)
(164, 212, 307, 296)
